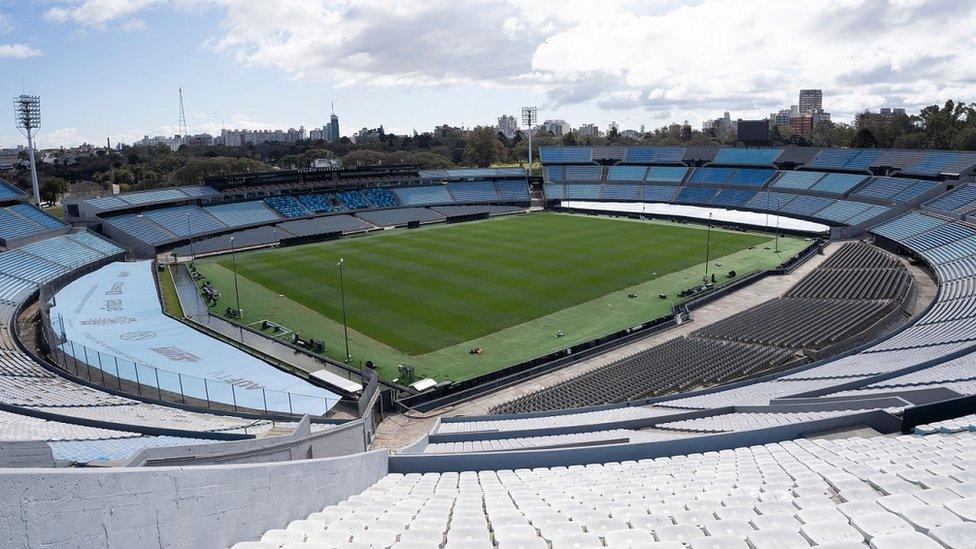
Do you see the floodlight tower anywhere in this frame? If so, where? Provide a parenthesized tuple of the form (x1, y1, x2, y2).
(521, 106, 537, 174)
(178, 87, 188, 146)
(14, 95, 41, 205)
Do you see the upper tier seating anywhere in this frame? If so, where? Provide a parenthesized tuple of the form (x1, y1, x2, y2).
(623, 146, 685, 163)
(362, 187, 400, 208)
(607, 166, 647, 181)
(337, 190, 369, 210)
(646, 166, 689, 183)
(264, 196, 312, 218)
(103, 214, 177, 245)
(495, 181, 530, 201)
(854, 177, 938, 203)
(0, 204, 66, 242)
(712, 148, 782, 165)
(0, 178, 24, 201)
(143, 205, 226, 237)
(563, 165, 604, 181)
(204, 201, 281, 227)
(447, 181, 500, 203)
(296, 193, 334, 213)
(394, 185, 454, 206)
(924, 184, 976, 216)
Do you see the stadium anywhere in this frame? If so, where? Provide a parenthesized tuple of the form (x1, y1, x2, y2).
(1, 141, 976, 548)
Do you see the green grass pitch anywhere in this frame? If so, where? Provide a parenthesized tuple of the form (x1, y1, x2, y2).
(193, 212, 809, 382)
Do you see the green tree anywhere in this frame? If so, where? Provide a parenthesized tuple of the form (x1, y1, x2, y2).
(40, 176, 69, 203)
(462, 126, 508, 167)
(850, 127, 879, 148)
(169, 157, 271, 186)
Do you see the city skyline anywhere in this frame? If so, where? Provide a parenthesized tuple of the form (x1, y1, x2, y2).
(1, 1, 974, 149)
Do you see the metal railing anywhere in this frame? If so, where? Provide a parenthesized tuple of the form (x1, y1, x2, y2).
(42, 309, 338, 416)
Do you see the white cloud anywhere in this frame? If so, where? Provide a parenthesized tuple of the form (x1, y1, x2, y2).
(0, 43, 41, 58)
(44, 0, 167, 30)
(38, 0, 976, 130)
(34, 128, 84, 149)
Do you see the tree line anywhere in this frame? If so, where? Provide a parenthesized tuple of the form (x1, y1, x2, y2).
(8, 99, 976, 203)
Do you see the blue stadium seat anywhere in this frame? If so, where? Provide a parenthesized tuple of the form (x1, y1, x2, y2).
(495, 180, 530, 201)
(264, 196, 312, 218)
(296, 193, 333, 213)
(772, 171, 825, 190)
(563, 165, 603, 181)
(675, 187, 717, 204)
(204, 201, 281, 227)
(642, 185, 678, 202)
(925, 185, 976, 215)
(623, 147, 685, 163)
(446, 181, 499, 203)
(688, 168, 735, 184)
(601, 184, 640, 201)
(606, 166, 647, 181)
(811, 173, 867, 195)
(362, 188, 399, 208)
(646, 166, 688, 182)
(727, 168, 775, 187)
(712, 148, 782, 165)
(710, 189, 757, 207)
(393, 185, 454, 205)
(540, 147, 592, 163)
(336, 190, 369, 210)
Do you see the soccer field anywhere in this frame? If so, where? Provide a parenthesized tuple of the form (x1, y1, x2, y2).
(193, 213, 809, 381)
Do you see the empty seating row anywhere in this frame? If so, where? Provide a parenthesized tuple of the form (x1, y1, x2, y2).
(491, 338, 796, 414)
(204, 201, 281, 227)
(925, 185, 976, 216)
(143, 205, 227, 236)
(235, 431, 976, 549)
(448, 182, 502, 203)
(357, 208, 446, 227)
(264, 195, 312, 218)
(0, 204, 66, 242)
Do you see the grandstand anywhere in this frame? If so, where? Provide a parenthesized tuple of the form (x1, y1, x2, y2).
(13, 147, 976, 549)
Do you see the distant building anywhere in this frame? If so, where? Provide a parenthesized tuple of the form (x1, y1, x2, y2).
(769, 109, 791, 128)
(812, 108, 831, 126)
(309, 128, 325, 140)
(219, 127, 307, 147)
(434, 124, 466, 138)
(355, 126, 385, 143)
(703, 112, 734, 138)
(496, 115, 517, 140)
(799, 89, 823, 115)
(326, 113, 340, 142)
(620, 129, 641, 139)
(576, 123, 600, 137)
(312, 157, 341, 169)
(0, 147, 22, 171)
(789, 116, 814, 137)
(856, 107, 907, 128)
(541, 119, 571, 136)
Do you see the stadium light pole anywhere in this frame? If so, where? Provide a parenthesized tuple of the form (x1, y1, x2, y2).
(185, 211, 194, 259)
(14, 95, 41, 206)
(521, 106, 537, 175)
(230, 236, 241, 319)
(338, 257, 351, 363)
(703, 212, 713, 282)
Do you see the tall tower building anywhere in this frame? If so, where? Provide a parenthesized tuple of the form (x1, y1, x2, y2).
(799, 89, 823, 115)
(326, 102, 340, 142)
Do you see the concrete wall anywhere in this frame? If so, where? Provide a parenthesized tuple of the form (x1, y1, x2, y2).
(0, 441, 53, 468)
(0, 450, 389, 549)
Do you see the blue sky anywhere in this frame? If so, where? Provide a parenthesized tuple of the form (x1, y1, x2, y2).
(2, 1, 974, 149)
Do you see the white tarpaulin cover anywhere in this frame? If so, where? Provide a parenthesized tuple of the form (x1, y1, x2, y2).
(50, 260, 338, 414)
